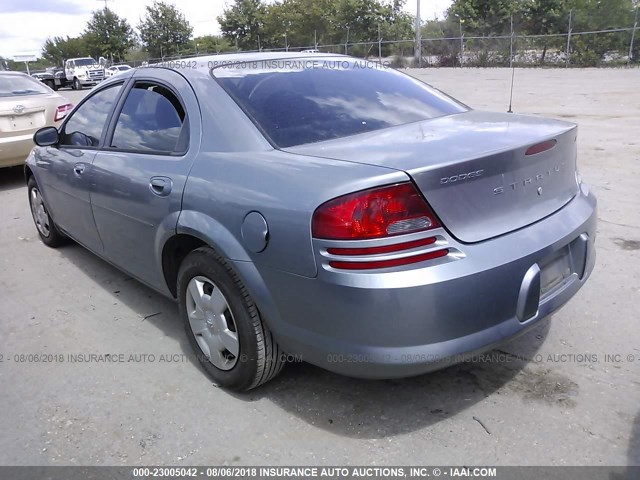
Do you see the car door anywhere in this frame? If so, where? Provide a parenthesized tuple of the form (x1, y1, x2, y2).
(90, 69, 200, 292)
(36, 81, 125, 252)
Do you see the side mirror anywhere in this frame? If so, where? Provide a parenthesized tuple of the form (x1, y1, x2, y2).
(34, 127, 59, 147)
(99, 57, 106, 66)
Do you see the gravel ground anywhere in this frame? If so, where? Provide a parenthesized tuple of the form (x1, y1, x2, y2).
(0, 68, 638, 467)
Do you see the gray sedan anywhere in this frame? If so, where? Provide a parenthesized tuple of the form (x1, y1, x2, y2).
(25, 53, 597, 391)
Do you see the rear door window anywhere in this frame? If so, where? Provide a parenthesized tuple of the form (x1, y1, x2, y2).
(110, 82, 187, 154)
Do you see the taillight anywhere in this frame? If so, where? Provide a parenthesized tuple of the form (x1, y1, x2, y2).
(54, 103, 73, 122)
(312, 183, 439, 240)
(525, 139, 556, 156)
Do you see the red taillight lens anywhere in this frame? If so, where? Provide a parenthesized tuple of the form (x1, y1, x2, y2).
(525, 139, 557, 156)
(54, 103, 73, 122)
(312, 183, 439, 240)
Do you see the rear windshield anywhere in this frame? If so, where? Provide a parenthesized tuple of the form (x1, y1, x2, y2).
(0, 74, 50, 97)
(212, 58, 467, 147)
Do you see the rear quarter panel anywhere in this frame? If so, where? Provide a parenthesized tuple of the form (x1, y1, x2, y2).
(180, 71, 409, 278)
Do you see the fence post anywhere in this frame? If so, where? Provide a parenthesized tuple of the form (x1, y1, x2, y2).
(378, 24, 382, 63)
(565, 9, 572, 67)
(629, 4, 639, 65)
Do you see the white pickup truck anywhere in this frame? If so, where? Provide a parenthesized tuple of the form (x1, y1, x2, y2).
(63, 57, 105, 90)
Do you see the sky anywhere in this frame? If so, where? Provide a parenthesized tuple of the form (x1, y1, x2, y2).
(0, 0, 453, 59)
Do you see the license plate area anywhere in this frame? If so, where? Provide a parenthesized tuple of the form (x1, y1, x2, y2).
(539, 246, 573, 298)
(1, 112, 45, 132)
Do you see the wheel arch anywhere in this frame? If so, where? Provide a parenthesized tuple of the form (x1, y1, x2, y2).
(24, 164, 34, 183)
(161, 233, 206, 298)
(161, 209, 253, 298)
(161, 233, 287, 359)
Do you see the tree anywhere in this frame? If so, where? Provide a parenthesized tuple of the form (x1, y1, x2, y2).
(448, 0, 523, 36)
(218, 0, 267, 51)
(42, 36, 90, 66)
(521, 0, 566, 62)
(193, 35, 235, 54)
(138, 1, 193, 58)
(84, 8, 136, 62)
(565, 0, 636, 65)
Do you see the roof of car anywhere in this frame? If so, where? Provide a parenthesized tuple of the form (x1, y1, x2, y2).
(143, 51, 349, 78)
(0, 71, 29, 76)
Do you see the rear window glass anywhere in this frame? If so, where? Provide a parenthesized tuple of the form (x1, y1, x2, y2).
(212, 58, 467, 147)
(0, 74, 50, 97)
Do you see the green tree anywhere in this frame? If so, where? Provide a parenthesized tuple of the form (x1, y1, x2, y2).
(42, 36, 90, 66)
(218, 0, 267, 51)
(193, 35, 235, 54)
(84, 8, 136, 62)
(138, 1, 194, 58)
(566, 0, 636, 65)
(448, 0, 523, 36)
(521, 0, 566, 62)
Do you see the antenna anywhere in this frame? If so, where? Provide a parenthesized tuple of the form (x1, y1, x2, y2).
(507, 14, 515, 113)
(507, 67, 515, 113)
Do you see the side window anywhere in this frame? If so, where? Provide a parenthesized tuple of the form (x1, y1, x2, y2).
(60, 83, 122, 147)
(110, 82, 187, 153)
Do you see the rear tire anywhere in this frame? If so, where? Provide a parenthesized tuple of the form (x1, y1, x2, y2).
(177, 247, 284, 391)
(27, 177, 67, 248)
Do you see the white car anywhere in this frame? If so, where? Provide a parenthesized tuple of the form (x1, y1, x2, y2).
(105, 65, 133, 77)
(300, 49, 320, 53)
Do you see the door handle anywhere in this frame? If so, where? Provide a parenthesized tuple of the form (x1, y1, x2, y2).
(74, 163, 86, 175)
(149, 176, 172, 197)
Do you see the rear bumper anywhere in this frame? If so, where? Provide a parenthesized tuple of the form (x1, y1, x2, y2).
(239, 185, 597, 379)
(0, 133, 34, 167)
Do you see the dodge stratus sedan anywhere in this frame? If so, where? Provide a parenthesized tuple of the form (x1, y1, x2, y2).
(25, 53, 596, 391)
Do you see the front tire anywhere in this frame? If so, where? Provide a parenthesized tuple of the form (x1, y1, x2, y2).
(73, 78, 82, 90)
(177, 247, 284, 391)
(27, 177, 67, 248)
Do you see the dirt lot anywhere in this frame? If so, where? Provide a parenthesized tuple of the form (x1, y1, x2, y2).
(0, 68, 639, 467)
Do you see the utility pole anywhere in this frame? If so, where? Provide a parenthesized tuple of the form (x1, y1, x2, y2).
(414, 0, 422, 67)
(456, 14, 464, 67)
(628, 2, 639, 65)
(565, 9, 573, 68)
(345, 26, 350, 55)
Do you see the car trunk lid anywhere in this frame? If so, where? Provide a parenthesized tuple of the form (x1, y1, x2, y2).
(0, 94, 57, 139)
(286, 110, 579, 243)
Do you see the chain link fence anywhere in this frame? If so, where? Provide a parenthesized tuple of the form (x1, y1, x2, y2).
(130, 24, 639, 69)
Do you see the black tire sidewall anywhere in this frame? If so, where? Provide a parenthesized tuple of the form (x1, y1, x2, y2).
(177, 249, 261, 391)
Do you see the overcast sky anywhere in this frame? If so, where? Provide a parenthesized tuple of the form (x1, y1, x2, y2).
(0, 0, 452, 58)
